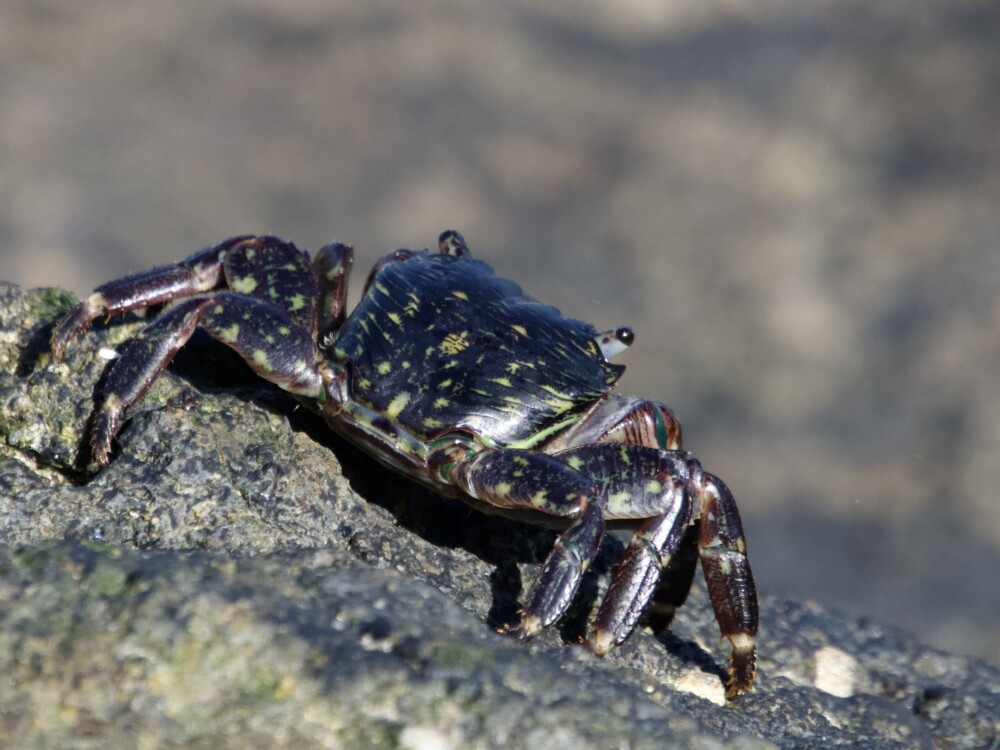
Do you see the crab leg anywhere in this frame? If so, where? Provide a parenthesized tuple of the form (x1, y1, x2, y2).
(451, 449, 606, 637)
(587, 456, 757, 696)
(544, 443, 695, 649)
(587, 485, 694, 656)
(313, 242, 354, 342)
(642, 526, 699, 634)
(545, 395, 682, 454)
(89, 300, 207, 463)
(50, 236, 253, 359)
(88, 292, 324, 463)
(551, 402, 758, 697)
(696, 470, 758, 697)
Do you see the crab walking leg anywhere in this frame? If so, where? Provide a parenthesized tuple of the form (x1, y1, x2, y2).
(89, 299, 208, 463)
(543, 443, 697, 652)
(643, 525, 699, 634)
(313, 242, 354, 342)
(587, 483, 694, 655)
(219, 236, 320, 335)
(451, 449, 606, 637)
(89, 292, 324, 463)
(50, 236, 254, 359)
(696, 471, 758, 697)
(545, 395, 683, 454)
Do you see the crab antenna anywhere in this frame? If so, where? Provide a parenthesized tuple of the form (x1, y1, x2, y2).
(597, 327, 635, 359)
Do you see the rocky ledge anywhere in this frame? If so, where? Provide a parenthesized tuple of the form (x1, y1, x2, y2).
(1, 281, 997, 749)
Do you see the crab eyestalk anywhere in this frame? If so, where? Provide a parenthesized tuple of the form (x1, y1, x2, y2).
(596, 327, 635, 359)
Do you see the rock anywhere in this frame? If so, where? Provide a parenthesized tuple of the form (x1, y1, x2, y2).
(1, 281, 997, 749)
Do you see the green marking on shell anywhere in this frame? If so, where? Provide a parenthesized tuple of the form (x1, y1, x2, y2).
(253, 349, 271, 368)
(439, 331, 470, 354)
(232, 276, 258, 294)
(607, 490, 633, 515)
(288, 293, 307, 311)
(218, 323, 240, 342)
(385, 392, 411, 419)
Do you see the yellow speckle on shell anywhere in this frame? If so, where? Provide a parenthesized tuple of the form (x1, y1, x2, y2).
(439, 331, 470, 355)
(218, 324, 240, 342)
(232, 276, 258, 294)
(385, 392, 411, 419)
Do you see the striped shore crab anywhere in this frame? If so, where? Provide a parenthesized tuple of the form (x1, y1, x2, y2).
(51, 231, 758, 697)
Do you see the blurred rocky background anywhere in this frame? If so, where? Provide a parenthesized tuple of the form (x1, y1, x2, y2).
(1, 0, 998, 669)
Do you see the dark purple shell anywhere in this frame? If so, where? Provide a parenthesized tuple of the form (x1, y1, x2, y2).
(331, 252, 623, 445)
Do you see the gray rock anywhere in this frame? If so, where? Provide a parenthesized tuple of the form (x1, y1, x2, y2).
(1, 280, 997, 749)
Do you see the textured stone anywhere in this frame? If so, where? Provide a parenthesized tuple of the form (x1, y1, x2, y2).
(1, 281, 998, 748)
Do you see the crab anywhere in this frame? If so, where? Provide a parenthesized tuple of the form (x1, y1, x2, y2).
(51, 230, 758, 697)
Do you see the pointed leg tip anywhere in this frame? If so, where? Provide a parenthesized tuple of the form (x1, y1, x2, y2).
(725, 669, 756, 700)
(90, 437, 113, 467)
(500, 613, 542, 642)
(584, 628, 616, 656)
(89, 403, 121, 466)
(725, 633, 757, 699)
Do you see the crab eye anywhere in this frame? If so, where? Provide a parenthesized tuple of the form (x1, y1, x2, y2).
(597, 327, 635, 360)
(438, 230, 470, 257)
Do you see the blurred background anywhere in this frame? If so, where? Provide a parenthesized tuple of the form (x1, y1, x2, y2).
(2, 1, 999, 665)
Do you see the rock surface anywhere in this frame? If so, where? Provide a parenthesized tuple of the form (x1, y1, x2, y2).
(5, 0, 1000, 666)
(1, 281, 997, 748)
